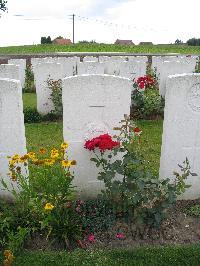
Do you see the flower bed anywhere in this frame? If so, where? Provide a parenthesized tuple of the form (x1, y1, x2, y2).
(0, 117, 197, 265)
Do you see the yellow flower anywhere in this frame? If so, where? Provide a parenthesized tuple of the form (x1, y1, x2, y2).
(62, 160, 76, 168)
(44, 203, 54, 211)
(9, 160, 15, 166)
(44, 159, 55, 166)
(39, 148, 46, 154)
(19, 155, 29, 163)
(12, 154, 20, 161)
(50, 149, 59, 159)
(33, 159, 45, 166)
(27, 152, 36, 159)
(61, 160, 69, 167)
(4, 250, 12, 257)
(61, 142, 69, 149)
(3, 249, 15, 265)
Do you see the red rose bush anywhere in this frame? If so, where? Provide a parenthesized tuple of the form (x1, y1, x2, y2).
(84, 115, 192, 228)
(131, 74, 164, 119)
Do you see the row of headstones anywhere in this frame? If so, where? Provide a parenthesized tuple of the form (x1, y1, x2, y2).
(32, 56, 147, 115)
(152, 55, 199, 96)
(0, 55, 198, 87)
(0, 73, 200, 200)
(0, 55, 198, 93)
(32, 55, 199, 115)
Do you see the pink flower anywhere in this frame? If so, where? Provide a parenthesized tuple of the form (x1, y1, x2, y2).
(116, 233, 125, 239)
(75, 206, 81, 213)
(87, 234, 95, 243)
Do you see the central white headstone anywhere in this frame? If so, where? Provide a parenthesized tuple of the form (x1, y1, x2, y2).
(62, 74, 132, 197)
(160, 73, 200, 199)
(0, 78, 27, 199)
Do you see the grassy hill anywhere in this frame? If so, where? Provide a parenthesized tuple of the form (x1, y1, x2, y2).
(0, 44, 200, 54)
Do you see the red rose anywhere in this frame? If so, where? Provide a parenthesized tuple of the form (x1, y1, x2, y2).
(134, 127, 142, 135)
(84, 134, 120, 152)
(138, 81, 145, 89)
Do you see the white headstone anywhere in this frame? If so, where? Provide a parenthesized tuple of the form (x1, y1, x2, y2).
(57, 57, 75, 77)
(0, 78, 27, 198)
(0, 64, 20, 81)
(32, 57, 79, 76)
(110, 56, 127, 61)
(119, 61, 146, 80)
(128, 56, 148, 63)
(83, 56, 98, 62)
(152, 56, 178, 72)
(99, 56, 110, 62)
(104, 60, 124, 75)
(31, 57, 56, 74)
(34, 62, 65, 115)
(77, 62, 105, 75)
(160, 73, 200, 199)
(158, 61, 196, 96)
(8, 59, 26, 88)
(62, 74, 132, 197)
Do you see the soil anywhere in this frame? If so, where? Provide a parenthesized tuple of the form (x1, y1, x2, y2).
(25, 199, 200, 251)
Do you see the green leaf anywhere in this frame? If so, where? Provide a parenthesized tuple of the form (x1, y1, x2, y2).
(1, 179, 8, 189)
(90, 158, 99, 163)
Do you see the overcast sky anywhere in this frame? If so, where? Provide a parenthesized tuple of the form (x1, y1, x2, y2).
(0, 0, 199, 46)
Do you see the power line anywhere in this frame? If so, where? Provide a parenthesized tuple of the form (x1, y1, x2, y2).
(76, 14, 167, 33)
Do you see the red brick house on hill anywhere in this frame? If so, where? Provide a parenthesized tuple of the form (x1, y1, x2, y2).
(115, 39, 134, 45)
(53, 38, 72, 45)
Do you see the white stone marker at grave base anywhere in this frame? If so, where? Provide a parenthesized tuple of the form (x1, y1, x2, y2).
(62, 74, 132, 197)
(8, 59, 26, 88)
(119, 61, 146, 80)
(0, 64, 20, 81)
(160, 73, 200, 200)
(34, 62, 65, 115)
(77, 62, 105, 75)
(0, 78, 27, 198)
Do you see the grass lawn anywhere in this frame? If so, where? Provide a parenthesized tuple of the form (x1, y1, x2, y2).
(23, 93, 37, 109)
(1, 245, 200, 266)
(25, 122, 63, 151)
(25, 119, 163, 175)
(0, 44, 200, 54)
(22, 92, 163, 173)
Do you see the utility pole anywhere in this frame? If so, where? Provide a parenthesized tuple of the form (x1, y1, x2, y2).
(68, 14, 75, 44)
(72, 14, 75, 44)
